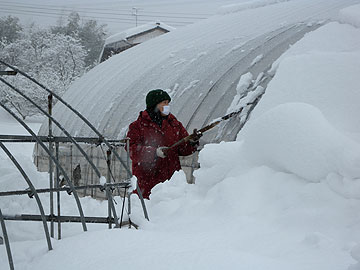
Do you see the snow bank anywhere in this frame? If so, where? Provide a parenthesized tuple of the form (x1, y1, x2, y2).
(262, 22, 360, 137)
(218, 0, 290, 14)
(350, 244, 360, 270)
(239, 102, 360, 182)
(235, 21, 360, 183)
(270, 22, 360, 73)
(338, 4, 360, 28)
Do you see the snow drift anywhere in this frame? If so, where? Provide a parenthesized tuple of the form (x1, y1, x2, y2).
(2, 2, 360, 270)
(338, 3, 360, 28)
(239, 102, 360, 181)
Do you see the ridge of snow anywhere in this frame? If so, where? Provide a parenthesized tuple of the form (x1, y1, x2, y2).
(338, 4, 360, 28)
(239, 102, 360, 181)
(218, 0, 291, 15)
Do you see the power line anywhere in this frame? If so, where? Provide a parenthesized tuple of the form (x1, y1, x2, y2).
(74, 2, 214, 16)
(0, 3, 208, 20)
(0, 10, 189, 28)
(0, 1, 214, 17)
(0, 7, 195, 25)
(0, 10, 122, 25)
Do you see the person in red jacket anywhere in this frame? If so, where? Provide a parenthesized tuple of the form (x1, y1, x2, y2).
(127, 89, 201, 199)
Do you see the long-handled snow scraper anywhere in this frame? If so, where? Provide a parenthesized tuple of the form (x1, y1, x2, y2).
(168, 86, 265, 150)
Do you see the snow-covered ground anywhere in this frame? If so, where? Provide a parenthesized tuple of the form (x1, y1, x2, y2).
(1, 2, 360, 270)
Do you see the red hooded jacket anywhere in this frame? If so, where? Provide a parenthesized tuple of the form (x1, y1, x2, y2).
(127, 110, 197, 199)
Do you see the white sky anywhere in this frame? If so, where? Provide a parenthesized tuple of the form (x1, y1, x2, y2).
(0, 0, 248, 34)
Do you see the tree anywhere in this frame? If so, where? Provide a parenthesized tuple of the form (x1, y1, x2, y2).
(52, 12, 107, 68)
(0, 24, 87, 119)
(78, 19, 107, 67)
(0, 16, 23, 44)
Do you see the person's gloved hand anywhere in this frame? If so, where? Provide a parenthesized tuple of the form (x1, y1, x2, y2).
(189, 129, 202, 145)
(156, 146, 169, 158)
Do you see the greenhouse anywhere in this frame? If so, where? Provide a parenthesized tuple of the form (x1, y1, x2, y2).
(35, 0, 350, 190)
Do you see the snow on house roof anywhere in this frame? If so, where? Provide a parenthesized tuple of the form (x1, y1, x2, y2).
(38, 0, 358, 141)
(105, 21, 175, 46)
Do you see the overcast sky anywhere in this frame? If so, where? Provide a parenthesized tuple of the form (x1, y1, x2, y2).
(0, 0, 247, 34)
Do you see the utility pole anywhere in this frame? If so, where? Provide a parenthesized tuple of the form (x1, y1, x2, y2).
(132, 7, 138, 27)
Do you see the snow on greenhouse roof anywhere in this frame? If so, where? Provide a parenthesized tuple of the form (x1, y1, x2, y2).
(218, 0, 290, 14)
(38, 0, 359, 142)
(104, 21, 175, 46)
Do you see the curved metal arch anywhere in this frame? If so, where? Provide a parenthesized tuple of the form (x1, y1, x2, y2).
(0, 102, 88, 231)
(0, 77, 103, 179)
(0, 142, 52, 251)
(0, 208, 14, 270)
(0, 80, 122, 225)
(0, 60, 149, 221)
(0, 60, 130, 175)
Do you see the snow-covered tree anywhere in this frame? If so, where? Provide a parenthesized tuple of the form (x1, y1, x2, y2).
(52, 12, 107, 68)
(0, 16, 23, 44)
(0, 24, 87, 119)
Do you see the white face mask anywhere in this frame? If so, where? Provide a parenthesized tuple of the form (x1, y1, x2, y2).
(162, 105, 170, 115)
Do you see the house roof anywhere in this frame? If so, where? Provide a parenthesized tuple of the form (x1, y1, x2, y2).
(104, 21, 175, 46)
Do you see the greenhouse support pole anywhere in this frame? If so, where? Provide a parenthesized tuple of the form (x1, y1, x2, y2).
(55, 142, 62, 240)
(0, 101, 88, 232)
(0, 142, 52, 251)
(106, 149, 112, 229)
(48, 94, 54, 238)
(0, 208, 14, 270)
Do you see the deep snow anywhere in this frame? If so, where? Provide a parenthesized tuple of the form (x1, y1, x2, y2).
(1, 2, 360, 270)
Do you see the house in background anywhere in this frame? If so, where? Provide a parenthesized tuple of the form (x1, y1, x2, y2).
(99, 22, 175, 62)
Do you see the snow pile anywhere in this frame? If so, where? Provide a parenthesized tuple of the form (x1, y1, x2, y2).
(239, 103, 360, 182)
(262, 22, 360, 137)
(138, 18, 360, 266)
(147, 12, 360, 270)
(99, 176, 107, 185)
(226, 72, 253, 114)
(350, 244, 360, 270)
(338, 4, 360, 28)
(218, 0, 290, 14)
(237, 20, 360, 186)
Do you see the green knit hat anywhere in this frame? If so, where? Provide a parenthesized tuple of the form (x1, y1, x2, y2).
(146, 89, 171, 109)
